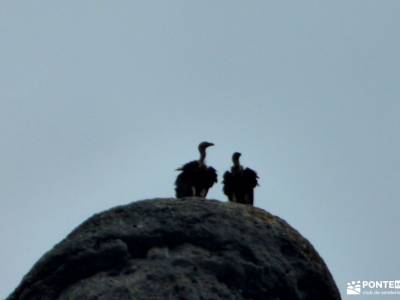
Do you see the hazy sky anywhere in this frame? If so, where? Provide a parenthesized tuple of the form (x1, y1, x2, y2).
(1, 2, 399, 299)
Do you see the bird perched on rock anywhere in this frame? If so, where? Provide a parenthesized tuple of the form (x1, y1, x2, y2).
(223, 152, 259, 205)
(175, 142, 218, 198)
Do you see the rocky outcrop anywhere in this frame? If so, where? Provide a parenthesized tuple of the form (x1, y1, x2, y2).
(8, 198, 341, 300)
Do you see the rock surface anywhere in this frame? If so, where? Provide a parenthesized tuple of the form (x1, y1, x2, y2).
(8, 198, 341, 300)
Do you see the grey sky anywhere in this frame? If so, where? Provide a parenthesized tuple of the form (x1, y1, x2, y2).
(1, 2, 399, 299)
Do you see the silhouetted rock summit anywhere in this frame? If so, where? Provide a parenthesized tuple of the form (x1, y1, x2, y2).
(8, 198, 341, 300)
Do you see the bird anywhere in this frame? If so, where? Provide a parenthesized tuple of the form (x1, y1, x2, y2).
(175, 141, 218, 198)
(223, 152, 259, 205)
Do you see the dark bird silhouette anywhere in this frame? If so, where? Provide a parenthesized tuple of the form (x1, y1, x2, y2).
(223, 152, 259, 205)
(175, 142, 218, 198)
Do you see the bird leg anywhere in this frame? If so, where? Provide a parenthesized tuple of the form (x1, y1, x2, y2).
(200, 189, 207, 198)
(232, 194, 238, 203)
(244, 194, 253, 205)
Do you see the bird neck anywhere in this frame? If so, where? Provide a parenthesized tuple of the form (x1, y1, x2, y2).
(232, 166, 243, 172)
(199, 149, 206, 165)
(233, 159, 241, 169)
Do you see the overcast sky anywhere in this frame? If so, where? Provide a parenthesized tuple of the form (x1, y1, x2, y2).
(1, 2, 399, 299)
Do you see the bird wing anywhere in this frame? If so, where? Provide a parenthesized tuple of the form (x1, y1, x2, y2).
(206, 166, 218, 185)
(222, 170, 232, 184)
(243, 168, 259, 188)
(222, 171, 233, 196)
(176, 160, 199, 171)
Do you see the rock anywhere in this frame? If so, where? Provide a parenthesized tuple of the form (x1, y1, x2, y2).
(8, 198, 341, 300)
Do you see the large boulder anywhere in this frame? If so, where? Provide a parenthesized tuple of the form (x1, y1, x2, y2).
(8, 198, 341, 300)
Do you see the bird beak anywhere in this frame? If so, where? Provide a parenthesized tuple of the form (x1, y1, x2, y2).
(206, 142, 214, 147)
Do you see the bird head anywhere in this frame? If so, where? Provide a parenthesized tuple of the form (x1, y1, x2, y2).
(232, 152, 242, 161)
(198, 141, 214, 152)
(232, 152, 242, 166)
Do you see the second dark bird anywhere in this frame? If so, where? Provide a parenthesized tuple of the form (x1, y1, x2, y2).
(223, 152, 259, 205)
